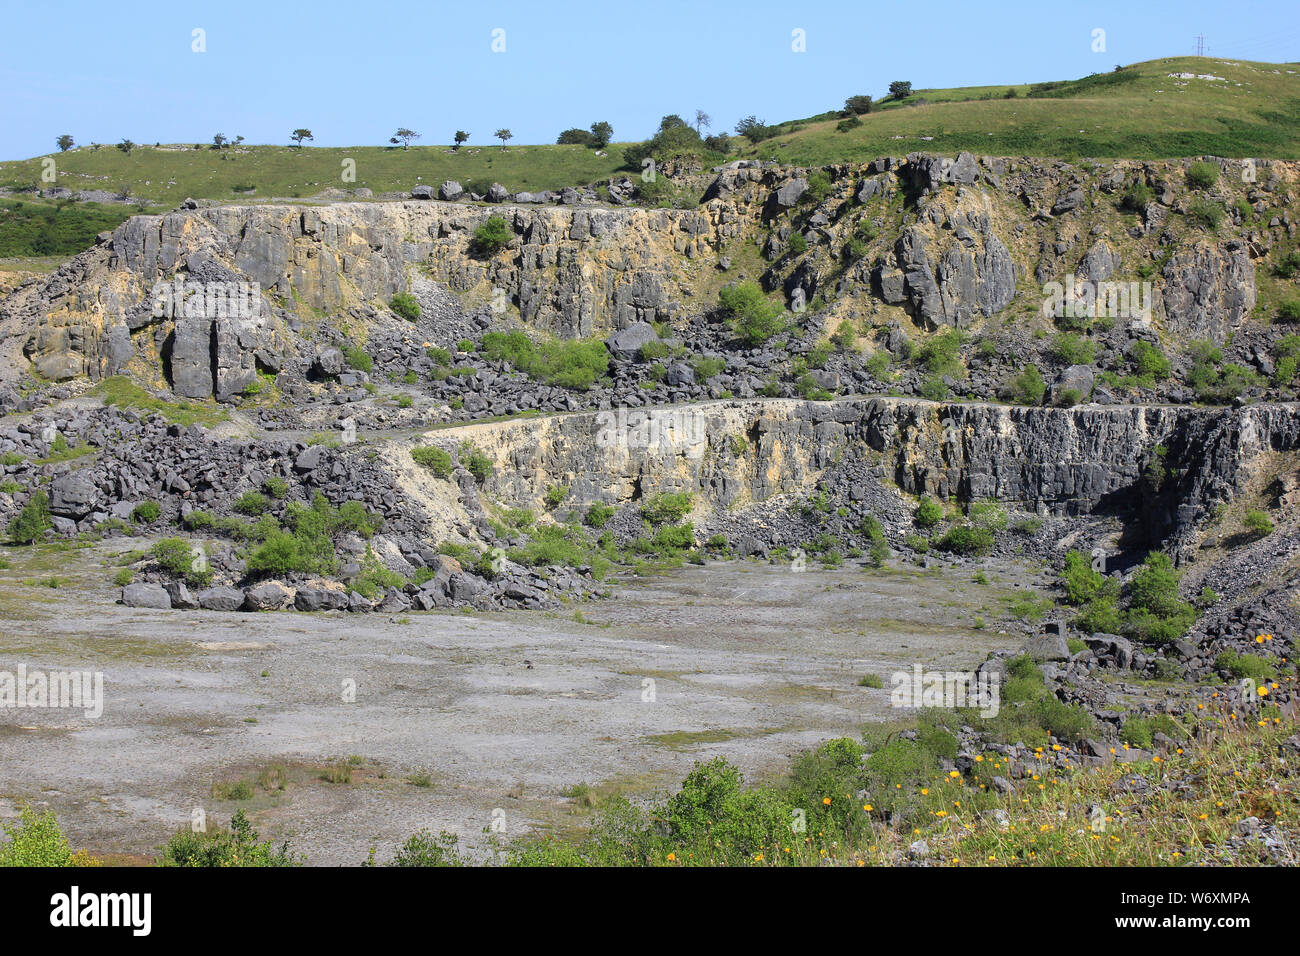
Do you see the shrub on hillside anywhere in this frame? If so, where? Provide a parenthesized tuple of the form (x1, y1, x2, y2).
(411, 445, 453, 478)
(1185, 162, 1219, 190)
(719, 282, 785, 346)
(933, 524, 994, 556)
(479, 330, 609, 389)
(914, 497, 943, 529)
(1005, 364, 1046, 405)
(7, 491, 50, 544)
(389, 292, 421, 321)
(470, 216, 512, 257)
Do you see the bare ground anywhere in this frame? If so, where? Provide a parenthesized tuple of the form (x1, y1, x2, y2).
(0, 541, 1044, 864)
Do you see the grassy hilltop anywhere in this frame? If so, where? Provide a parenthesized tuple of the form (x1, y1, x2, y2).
(0, 142, 632, 209)
(743, 56, 1300, 164)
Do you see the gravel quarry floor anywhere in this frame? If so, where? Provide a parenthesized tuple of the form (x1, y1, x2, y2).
(0, 542, 1046, 864)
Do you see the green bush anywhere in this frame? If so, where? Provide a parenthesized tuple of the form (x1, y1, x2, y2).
(933, 524, 994, 556)
(151, 537, 212, 586)
(152, 537, 195, 575)
(159, 810, 297, 867)
(646, 522, 694, 552)
(1124, 551, 1196, 645)
(642, 492, 693, 525)
(1055, 387, 1084, 407)
(508, 524, 599, 569)
(480, 330, 609, 390)
(584, 502, 616, 528)
(352, 551, 407, 599)
(662, 757, 791, 860)
(1128, 340, 1171, 380)
(459, 444, 494, 483)
(131, 500, 161, 523)
(795, 373, 834, 401)
(544, 484, 568, 509)
(1060, 550, 1111, 605)
(1277, 298, 1300, 323)
(638, 339, 672, 362)
(842, 236, 868, 261)
(914, 497, 943, 529)
(1121, 714, 1184, 749)
(1185, 198, 1223, 229)
(244, 493, 355, 577)
(916, 329, 966, 377)
(692, 356, 726, 380)
(7, 491, 50, 544)
(264, 477, 289, 499)
(719, 282, 785, 346)
(335, 500, 383, 538)
(411, 445, 453, 478)
(1214, 649, 1273, 683)
(234, 491, 270, 516)
(1187, 342, 1262, 403)
(389, 292, 421, 321)
(1271, 249, 1300, 281)
(246, 530, 309, 576)
(865, 351, 892, 381)
(1120, 182, 1154, 212)
(805, 170, 833, 203)
(968, 501, 1008, 532)
(386, 830, 466, 867)
(919, 374, 950, 401)
(786, 233, 808, 255)
(1244, 509, 1274, 537)
(342, 345, 372, 373)
(1050, 332, 1096, 365)
(1006, 364, 1046, 405)
(471, 216, 512, 257)
(1185, 162, 1219, 190)
(1075, 594, 1123, 634)
(0, 807, 83, 866)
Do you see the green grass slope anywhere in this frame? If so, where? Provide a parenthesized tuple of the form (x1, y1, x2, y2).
(745, 57, 1300, 163)
(0, 142, 631, 208)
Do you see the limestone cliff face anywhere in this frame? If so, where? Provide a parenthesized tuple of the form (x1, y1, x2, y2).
(396, 397, 1300, 551)
(0, 200, 732, 395)
(3, 152, 1295, 400)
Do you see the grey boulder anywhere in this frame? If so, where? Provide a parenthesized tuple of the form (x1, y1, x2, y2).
(121, 583, 172, 609)
(197, 586, 245, 611)
(244, 581, 292, 611)
(294, 587, 349, 611)
(606, 322, 659, 361)
(50, 471, 98, 518)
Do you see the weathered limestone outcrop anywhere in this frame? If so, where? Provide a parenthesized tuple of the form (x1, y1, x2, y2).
(398, 397, 1300, 550)
(3, 153, 1293, 401)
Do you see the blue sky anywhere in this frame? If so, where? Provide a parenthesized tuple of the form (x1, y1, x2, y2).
(2, 0, 1297, 159)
